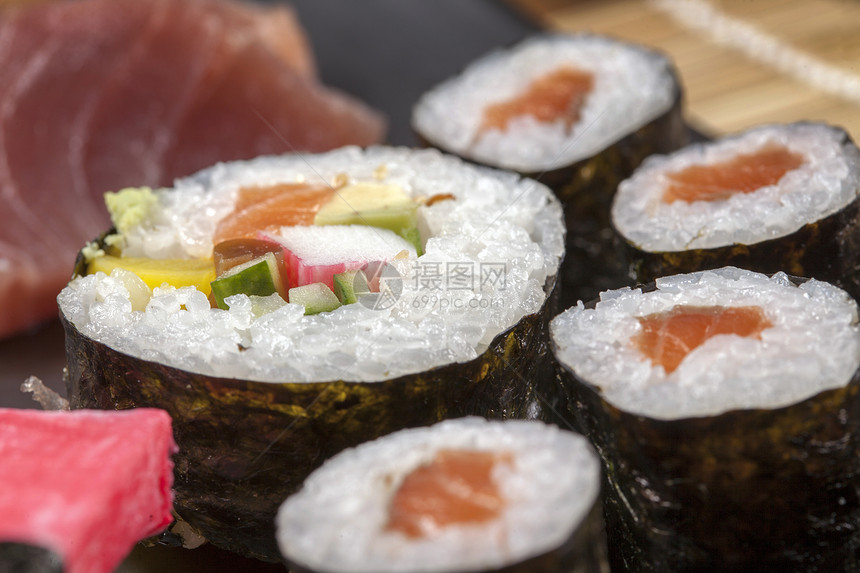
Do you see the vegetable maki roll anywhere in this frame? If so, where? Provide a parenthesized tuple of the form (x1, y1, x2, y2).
(550, 266, 860, 570)
(276, 417, 606, 573)
(59, 146, 565, 560)
(412, 33, 687, 304)
(613, 122, 860, 299)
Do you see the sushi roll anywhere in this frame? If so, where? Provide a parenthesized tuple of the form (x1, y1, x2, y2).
(58, 146, 565, 560)
(276, 417, 606, 573)
(412, 33, 687, 303)
(613, 122, 860, 299)
(550, 267, 860, 570)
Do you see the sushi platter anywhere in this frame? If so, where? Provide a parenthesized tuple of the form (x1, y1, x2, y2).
(3, 0, 860, 572)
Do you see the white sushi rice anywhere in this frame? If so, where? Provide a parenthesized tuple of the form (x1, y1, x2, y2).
(411, 33, 678, 172)
(551, 267, 860, 420)
(58, 146, 564, 383)
(612, 122, 860, 252)
(276, 417, 601, 573)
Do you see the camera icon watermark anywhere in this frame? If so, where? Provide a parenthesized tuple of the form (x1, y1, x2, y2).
(355, 261, 404, 311)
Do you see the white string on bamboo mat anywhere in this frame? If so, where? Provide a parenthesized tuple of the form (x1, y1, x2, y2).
(649, 0, 860, 105)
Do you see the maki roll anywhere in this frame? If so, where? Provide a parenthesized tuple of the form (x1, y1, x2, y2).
(59, 146, 565, 560)
(613, 122, 860, 299)
(550, 267, 860, 570)
(412, 33, 682, 176)
(276, 417, 606, 573)
(412, 33, 687, 303)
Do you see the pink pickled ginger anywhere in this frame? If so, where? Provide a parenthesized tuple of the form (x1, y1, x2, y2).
(0, 407, 177, 573)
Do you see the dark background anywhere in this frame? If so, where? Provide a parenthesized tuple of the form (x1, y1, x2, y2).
(284, 0, 538, 146)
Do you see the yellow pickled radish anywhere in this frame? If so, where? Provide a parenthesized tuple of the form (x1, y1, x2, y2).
(87, 255, 216, 296)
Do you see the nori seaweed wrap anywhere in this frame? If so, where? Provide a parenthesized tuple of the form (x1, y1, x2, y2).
(411, 33, 687, 305)
(550, 267, 860, 571)
(59, 146, 565, 561)
(613, 122, 860, 300)
(276, 417, 606, 573)
(0, 543, 63, 573)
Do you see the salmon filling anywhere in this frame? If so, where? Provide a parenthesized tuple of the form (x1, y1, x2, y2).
(386, 449, 510, 538)
(213, 183, 335, 243)
(662, 144, 804, 204)
(633, 305, 773, 374)
(480, 66, 594, 133)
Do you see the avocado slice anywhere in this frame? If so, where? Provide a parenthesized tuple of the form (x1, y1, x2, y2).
(314, 183, 423, 255)
(289, 283, 341, 315)
(210, 252, 284, 310)
(332, 269, 371, 305)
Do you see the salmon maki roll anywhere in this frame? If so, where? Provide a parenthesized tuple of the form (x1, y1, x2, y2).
(412, 34, 682, 174)
(612, 122, 860, 298)
(412, 33, 687, 304)
(550, 266, 860, 570)
(276, 417, 605, 573)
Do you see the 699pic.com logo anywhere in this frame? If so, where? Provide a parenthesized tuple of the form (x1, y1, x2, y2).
(355, 260, 507, 311)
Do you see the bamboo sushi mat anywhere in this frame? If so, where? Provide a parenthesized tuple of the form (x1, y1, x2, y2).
(507, 0, 860, 140)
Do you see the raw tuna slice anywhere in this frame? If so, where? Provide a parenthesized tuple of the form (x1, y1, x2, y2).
(0, 407, 176, 573)
(204, 0, 316, 79)
(0, 0, 386, 340)
(266, 225, 417, 291)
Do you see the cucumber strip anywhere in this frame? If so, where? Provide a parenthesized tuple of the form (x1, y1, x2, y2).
(210, 252, 282, 309)
(332, 269, 371, 305)
(289, 283, 342, 315)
